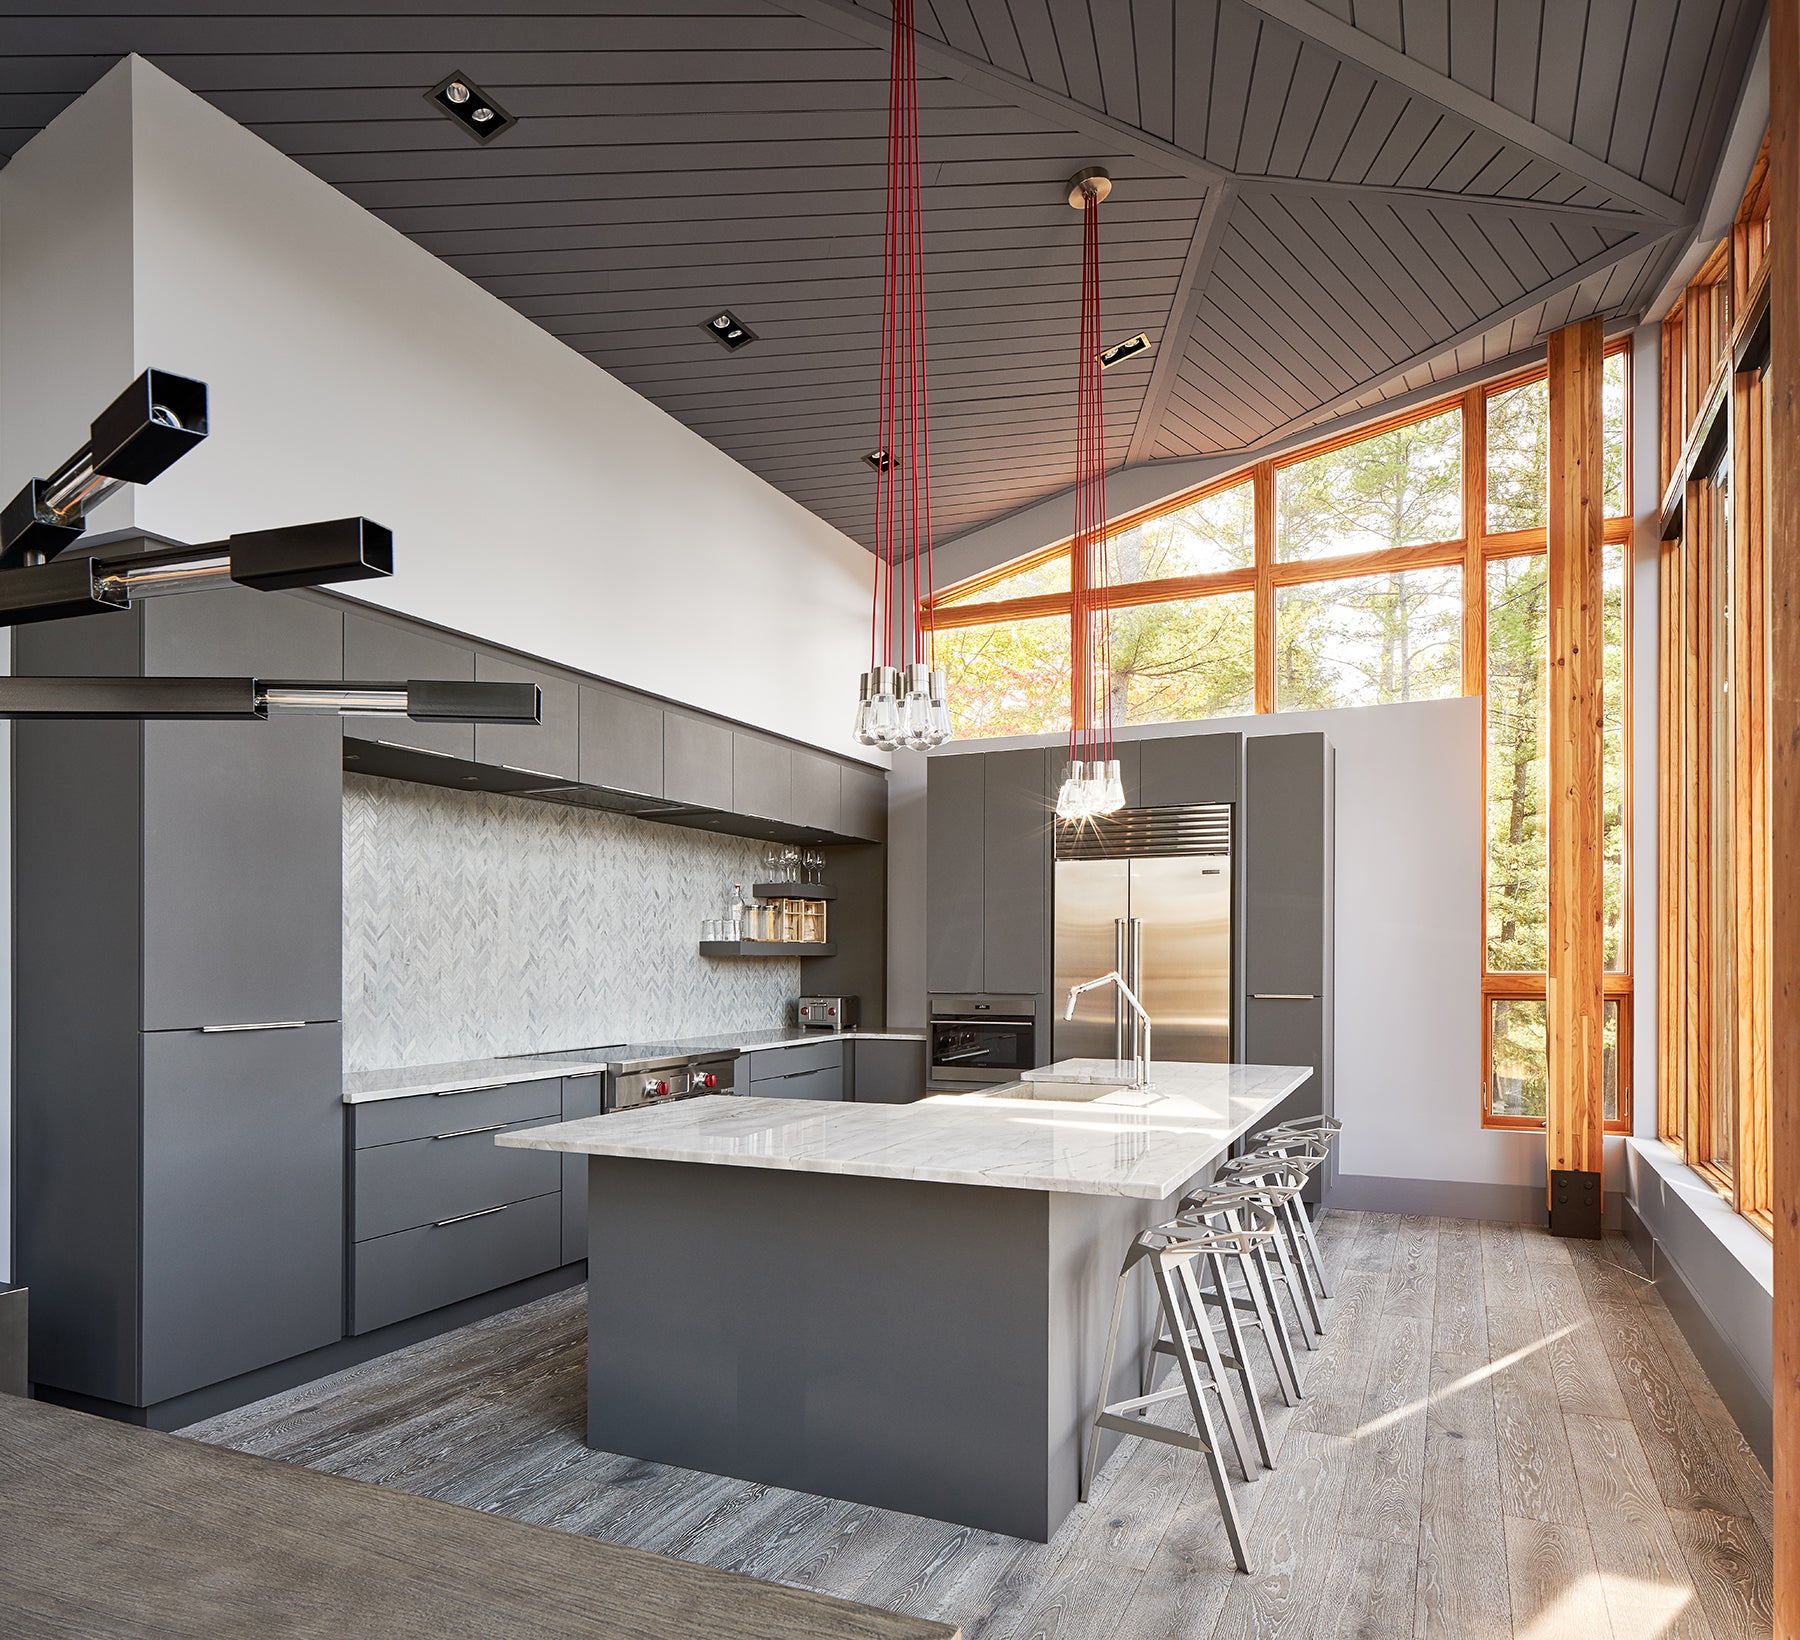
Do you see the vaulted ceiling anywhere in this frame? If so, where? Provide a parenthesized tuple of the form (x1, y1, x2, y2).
(0, 0, 1763, 550)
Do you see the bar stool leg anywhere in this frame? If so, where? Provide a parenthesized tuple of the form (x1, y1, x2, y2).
(1153, 1259, 1251, 1573)
(1252, 1238, 1310, 1385)
(1278, 1194, 1329, 1336)
(1224, 1241, 1300, 1407)
(1266, 1209, 1320, 1348)
(1189, 1252, 1274, 1471)
(1293, 1197, 1332, 1300)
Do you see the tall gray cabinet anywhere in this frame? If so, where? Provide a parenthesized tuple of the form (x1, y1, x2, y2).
(1243, 732, 1335, 1196)
(14, 575, 347, 1421)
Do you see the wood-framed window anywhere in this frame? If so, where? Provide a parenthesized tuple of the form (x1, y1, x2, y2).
(1656, 137, 1773, 1235)
(922, 345, 1634, 1134)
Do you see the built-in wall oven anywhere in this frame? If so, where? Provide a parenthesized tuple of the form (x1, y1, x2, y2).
(928, 995, 1037, 1085)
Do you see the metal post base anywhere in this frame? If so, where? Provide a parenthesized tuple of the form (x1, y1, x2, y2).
(1548, 1169, 1603, 1239)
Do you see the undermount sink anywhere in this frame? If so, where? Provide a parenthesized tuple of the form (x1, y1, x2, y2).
(974, 1081, 1150, 1106)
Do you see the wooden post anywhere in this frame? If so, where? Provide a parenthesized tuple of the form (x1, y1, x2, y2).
(1767, 1, 1798, 1626)
(1545, 317, 1607, 1236)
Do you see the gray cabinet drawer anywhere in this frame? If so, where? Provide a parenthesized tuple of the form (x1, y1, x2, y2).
(352, 1119, 562, 1243)
(352, 1078, 562, 1149)
(746, 1040, 843, 1081)
(351, 1191, 561, 1335)
(757, 1065, 843, 1101)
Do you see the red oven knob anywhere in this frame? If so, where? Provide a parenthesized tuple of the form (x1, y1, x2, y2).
(696, 1073, 718, 1089)
(647, 1078, 668, 1098)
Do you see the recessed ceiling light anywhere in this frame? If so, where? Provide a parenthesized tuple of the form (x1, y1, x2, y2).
(864, 449, 893, 473)
(1099, 332, 1151, 369)
(426, 71, 515, 143)
(703, 311, 757, 351)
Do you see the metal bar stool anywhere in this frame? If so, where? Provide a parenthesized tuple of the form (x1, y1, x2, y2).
(1171, 1182, 1302, 1410)
(1215, 1151, 1326, 1344)
(1241, 1133, 1334, 1305)
(1081, 1220, 1258, 1573)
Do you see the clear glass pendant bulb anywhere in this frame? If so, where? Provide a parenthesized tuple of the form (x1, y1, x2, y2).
(900, 663, 935, 750)
(1099, 758, 1126, 814)
(925, 668, 953, 746)
(1055, 759, 1090, 821)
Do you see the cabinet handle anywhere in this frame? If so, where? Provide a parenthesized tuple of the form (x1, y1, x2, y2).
(435, 1083, 506, 1096)
(433, 1204, 508, 1228)
(501, 764, 559, 780)
(1250, 994, 1316, 1001)
(199, 1020, 306, 1033)
(375, 739, 459, 759)
(434, 1122, 508, 1141)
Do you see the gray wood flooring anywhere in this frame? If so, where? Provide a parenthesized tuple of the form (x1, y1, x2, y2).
(187, 1212, 1775, 1639)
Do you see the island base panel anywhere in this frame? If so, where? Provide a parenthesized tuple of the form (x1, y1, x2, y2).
(584, 1156, 1179, 1541)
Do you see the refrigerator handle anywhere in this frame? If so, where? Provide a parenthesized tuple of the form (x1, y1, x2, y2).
(1113, 918, 1126, 1062)
(1130, 917, 1145, 1061)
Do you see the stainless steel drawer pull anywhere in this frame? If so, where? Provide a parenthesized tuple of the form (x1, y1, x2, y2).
(1250, 993, 1316, 1001)
(433, 1204, 508, 1228)
(199, 1020, 306, 1033)
(433, 1122, 508, 1141)
(435, 1083, 506, 1096)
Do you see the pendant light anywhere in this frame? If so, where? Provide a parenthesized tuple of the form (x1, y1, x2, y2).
(853, 0, 951, 752)
(1056, 167, 1125, 821)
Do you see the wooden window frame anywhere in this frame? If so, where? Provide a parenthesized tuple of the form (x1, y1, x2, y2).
(922, 346, 1636, 1138)
(1654, 146, 1775, 1239)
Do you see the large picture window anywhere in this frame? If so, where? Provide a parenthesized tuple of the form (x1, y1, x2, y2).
(923, 345, 1633, 1135)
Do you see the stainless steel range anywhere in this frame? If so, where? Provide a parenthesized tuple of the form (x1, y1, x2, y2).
(607, 1051, 736, 1112)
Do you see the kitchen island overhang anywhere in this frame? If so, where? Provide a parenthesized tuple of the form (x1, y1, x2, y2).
(499, 1064, 1310, 1543)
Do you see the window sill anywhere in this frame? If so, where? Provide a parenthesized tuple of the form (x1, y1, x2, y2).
(1626, 1137, 1773, 1286)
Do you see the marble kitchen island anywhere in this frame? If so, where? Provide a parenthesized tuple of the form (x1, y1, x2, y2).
(498, 1062, 1308, 1541)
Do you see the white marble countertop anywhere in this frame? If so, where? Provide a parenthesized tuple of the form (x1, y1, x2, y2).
(495, 1061, 1310, 1199)
(344, 1031, 928, 1105)
(343, 1052, 621, 1105)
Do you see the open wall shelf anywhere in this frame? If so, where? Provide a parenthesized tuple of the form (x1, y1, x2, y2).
(699, 940, 836, 958)
(752, 881, 836, 900)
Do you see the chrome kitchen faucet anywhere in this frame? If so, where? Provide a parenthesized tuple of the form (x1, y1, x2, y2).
(1064, 971, 1153, 1090)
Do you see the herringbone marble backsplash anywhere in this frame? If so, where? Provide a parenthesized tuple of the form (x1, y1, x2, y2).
(343, 774, 800, 1070)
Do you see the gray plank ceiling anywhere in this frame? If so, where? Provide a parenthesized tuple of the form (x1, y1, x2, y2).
(0, 0, 1761, 550)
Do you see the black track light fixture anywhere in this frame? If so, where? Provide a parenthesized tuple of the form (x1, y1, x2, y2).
(427, 71, 515, 142)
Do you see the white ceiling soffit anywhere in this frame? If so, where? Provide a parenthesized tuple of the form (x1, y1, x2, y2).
(0, 0, 1762, 553)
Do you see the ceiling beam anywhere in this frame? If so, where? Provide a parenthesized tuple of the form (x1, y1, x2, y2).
(1127, 183, 1236, 464)
(779, 0, 1664, 226)
(1240, 175, 1652, 226)
(1235, 0, 1691, 225)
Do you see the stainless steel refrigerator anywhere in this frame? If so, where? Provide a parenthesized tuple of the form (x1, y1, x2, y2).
(1052, 803, 1232, 1065)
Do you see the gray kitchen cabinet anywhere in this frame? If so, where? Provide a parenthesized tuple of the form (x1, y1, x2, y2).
(561, 1075, 604, 1264)
(579, 682, 663, 797)
(1140, 732, 1242, 808)
(343, 610, 476, 760)
(791, 750, 842, 835)
(1244, 733, 1334, 1199)
(352, 1119, 562, 1244)
(926, 753, 985, 993)
(850, 1038, 927, 1104)
(140, 716, 342, 1030)
(352, 1192, 562, 1336)
(1245, 734, 1330, 997)
(474, 652, 578, 781)
(14, 573, 350, 1421)
(839, 760, 887, 842)
(139, 1023, 344, 1406)
(140, 592, 345, 1031)
(757, 1065, 843, 1100)
(733, 732, 793, 824)
(664, 710, 733, 809)
(352, 1079, 562, 1149)
(747, 1040, 843, 1081)
(983, 749, 1051, 996)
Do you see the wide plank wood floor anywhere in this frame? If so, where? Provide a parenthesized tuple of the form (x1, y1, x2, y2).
(186, 1212, 1774, 1639)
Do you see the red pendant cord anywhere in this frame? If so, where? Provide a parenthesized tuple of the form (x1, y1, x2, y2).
(869, 0, 934, 677)
(1070, 186, 1109, 769)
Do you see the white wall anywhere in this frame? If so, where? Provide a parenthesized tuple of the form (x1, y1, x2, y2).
(893, 698, 1591, 1205)
(0, 57, 877, 761)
